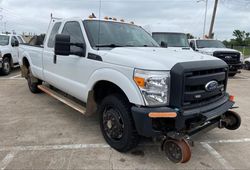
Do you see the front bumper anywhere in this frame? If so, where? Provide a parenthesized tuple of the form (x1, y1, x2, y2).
(131, 95, 234, 137)
(228, 63, 242, 73)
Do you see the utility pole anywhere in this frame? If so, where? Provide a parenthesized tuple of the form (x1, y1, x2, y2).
(203, 0, 208, 38)
(208, 0, 219, 39)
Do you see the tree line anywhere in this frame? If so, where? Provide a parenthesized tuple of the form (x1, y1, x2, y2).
(223, 30, 250, 47)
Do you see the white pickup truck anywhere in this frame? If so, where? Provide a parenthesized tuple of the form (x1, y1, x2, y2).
(189, 39, 243, 77)
(0, 34, 25, 75)
(144, 25, 192, 51)
(19, 17, 241, 163)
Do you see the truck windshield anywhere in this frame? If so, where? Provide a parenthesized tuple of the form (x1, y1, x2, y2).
(197, 40, 226, 48)
(152, 33, 189, 47)
(0, 35, 9, 46)
(83, 20, 159, 48)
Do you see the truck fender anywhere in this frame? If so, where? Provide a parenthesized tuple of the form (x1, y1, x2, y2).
(87, 68, 144, 106)
(19, 52, 38, 82)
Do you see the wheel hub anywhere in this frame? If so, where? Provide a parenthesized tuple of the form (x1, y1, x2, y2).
(3, 62, 10, 71)
(107, 120, 112, 129)
(103, 108, 124, 140)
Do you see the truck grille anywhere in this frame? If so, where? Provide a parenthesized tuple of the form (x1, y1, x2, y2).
(213, 51, 240, 64)
(183, 68, 227, 109)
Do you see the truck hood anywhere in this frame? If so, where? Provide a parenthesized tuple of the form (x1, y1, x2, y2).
(198, 48, 239, 54)
(99, 47, 220, 70)
(167, 47, 193, 51)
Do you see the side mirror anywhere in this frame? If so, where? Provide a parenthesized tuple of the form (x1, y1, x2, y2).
(55, 34, 71, 56)
(190, 42, 196, 50)
(11, 40, 19, 47)
(160, 41, 168, 48)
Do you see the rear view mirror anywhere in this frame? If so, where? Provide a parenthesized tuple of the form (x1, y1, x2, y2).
(55, 34, 70, 56)
(160, 41, 168, 48)
(11, 40, 19, 47)
(190, 42, 195, 50)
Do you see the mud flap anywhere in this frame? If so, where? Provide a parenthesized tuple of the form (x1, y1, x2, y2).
(86, 90, 97, 116)
(20, 65, 28, 78)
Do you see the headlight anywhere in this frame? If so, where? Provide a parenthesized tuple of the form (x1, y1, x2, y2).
(133, 69, 170, 106)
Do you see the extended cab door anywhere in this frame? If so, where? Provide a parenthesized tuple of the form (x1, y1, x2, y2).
(43, 20, 89, 101)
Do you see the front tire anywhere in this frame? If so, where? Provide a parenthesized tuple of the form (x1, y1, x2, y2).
(245, 62, 250, 70)
(1, 57, 11, 75)
(99, 94, 139, 152)
(229, 73, 237, 77)
(27, 67, 42, 93)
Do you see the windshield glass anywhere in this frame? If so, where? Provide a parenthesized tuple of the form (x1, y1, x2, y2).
(83, 20, 159, 48)
(0, 35, 9, 46)
(196, 40, 226, 48)
(152, 33, 189, 47)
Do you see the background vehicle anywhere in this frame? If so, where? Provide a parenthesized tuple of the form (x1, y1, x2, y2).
(19, 17, 241, 163)
(189, 39, 243, 77)
(144, 24, 192, 51)
(244, 57, 250, 70)
(0, 33, 25, 75)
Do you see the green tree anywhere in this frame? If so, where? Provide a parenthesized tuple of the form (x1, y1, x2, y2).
(186, 33, 194, 39)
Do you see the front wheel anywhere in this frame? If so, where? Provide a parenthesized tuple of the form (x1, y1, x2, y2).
(27, 67, 42, 93)
(99, 94, 139, 152)
(229, 73, 237, 77)
(245, 62, 250, 70)
(1, 57, 11, 75)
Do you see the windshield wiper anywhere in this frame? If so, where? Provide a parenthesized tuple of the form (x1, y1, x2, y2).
(96, 44, 124, 48)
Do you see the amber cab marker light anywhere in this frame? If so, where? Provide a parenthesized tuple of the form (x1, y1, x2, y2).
(229, 95, 235, 102)
(134, 77, 145, 88)
(149, 112, 177, 118)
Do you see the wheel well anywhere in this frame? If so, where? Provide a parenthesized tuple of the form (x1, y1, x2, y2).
(3, 54, 13, 66)
(22, 57, 30, 68)
(93, 81, 129, 104)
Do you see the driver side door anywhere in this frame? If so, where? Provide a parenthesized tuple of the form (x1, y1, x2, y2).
(44, 21, 89, 101)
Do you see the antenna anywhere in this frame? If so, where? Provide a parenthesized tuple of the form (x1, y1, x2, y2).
(97, 0, 102, 50)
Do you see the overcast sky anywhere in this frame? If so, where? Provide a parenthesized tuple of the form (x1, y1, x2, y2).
(0, 0, 249, 40)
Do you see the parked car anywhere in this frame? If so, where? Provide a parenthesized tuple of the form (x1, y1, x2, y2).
(244, 57, 250, 70)
(144, 24, 192, 51)
(189, 39, 243, 77)
(19, 17, 241, 163)
(0, 33, 25, 75)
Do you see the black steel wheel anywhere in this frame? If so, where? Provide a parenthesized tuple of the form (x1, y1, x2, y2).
(229, 73, 237, 77)
(245, 62, 250, 70)
(27, 67, 41, 93)
(99, 94, 139, 152)
(1, 57, 11, 75)
(164, 139, 191, 163)
(102, 106, 124, 141)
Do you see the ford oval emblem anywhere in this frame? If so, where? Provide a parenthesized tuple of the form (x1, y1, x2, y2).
(205, 81, 218, 92)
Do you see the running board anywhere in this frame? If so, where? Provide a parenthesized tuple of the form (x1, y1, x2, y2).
(37, 85, 86, 115)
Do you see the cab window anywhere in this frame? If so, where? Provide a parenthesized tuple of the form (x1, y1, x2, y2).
(62, 21, 85, 56)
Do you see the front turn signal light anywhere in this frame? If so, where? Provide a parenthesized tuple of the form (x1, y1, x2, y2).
(134, 77, 145, 88)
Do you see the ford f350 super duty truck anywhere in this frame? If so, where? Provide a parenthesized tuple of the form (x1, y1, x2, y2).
(19, 17, 241, 163)
(189, 39, 243, 77)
